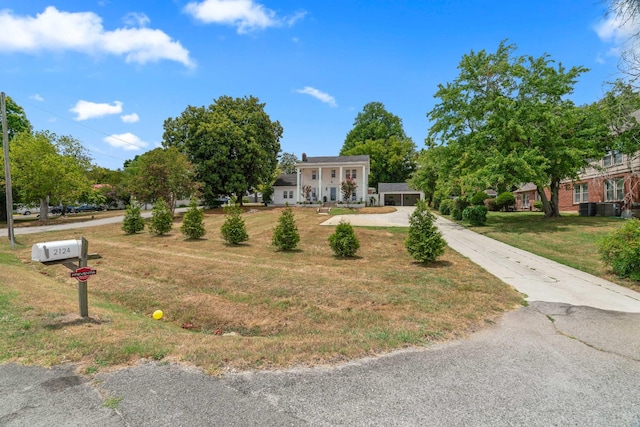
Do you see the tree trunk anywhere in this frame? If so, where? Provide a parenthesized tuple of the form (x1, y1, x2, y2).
(538, 181, 561, 218)
(0, 193, 6, 222)
(39, 197, 49, 222)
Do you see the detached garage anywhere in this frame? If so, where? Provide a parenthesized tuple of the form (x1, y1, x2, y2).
(378, 183, 424, 207)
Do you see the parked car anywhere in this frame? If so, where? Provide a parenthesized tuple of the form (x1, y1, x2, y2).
(71, 204, 100, 213)
(13, 204, 39, 216)
(49, 206, 63, 214)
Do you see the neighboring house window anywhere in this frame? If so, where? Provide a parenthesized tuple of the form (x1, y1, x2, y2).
(573, 183, 588, 204)
(346, 170, 351, 179)
(603, 151, 623, 167)
(283, 191, 288, 199)
(605, 179, 624, 201)
(312, 188, 317, 200)
(351, 192, 357, 201)
(352, 169, 357, 179)
(331, 169, 336, 178)
(522, 193, 530, 208)
(289, 190, 294, 199)
(312, 170, 317, 180)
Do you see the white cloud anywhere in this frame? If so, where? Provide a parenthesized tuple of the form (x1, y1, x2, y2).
(295, 86, 337, 107)
(103, 132, 148, 151)
(184, 0, 305, 34)
(70, 100, 123, 121)
(594, 14, 640, 62)
(123, 12, 150, 27)
(121, 113, 140, 123)
(30, 94, 44, 101)
(0, 6, 194, 67)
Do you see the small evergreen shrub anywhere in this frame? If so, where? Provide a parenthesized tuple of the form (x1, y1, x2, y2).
(181, 198, 206, 239)
(486, 199, 499, 211)
(470, 191, 489, 206)
(149, 198, 173, 235)
(328, 220, 360, 257)
(439, 199, 454, 216)
(598, 219, 640, 280)
(272, 208, 300, 251)
(462, 205, 488, 226)
(496, 192, 516, 211)
(221, 205, 248, 244)
(533, 200, 543, 211)
(122, 203, 145, 234)
(405, 200, 446, 263)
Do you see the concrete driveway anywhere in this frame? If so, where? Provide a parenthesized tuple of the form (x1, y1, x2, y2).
(2, 207, 640, 426)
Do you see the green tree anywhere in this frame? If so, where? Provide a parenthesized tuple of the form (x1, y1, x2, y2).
(428, 41, 610, 217)
(599, 218, 640, 280)
(0, 96, 32, 222)
(9, 131, 91, 222)
(181, 198, 206, 239)
(122, 203, 145, 234)
(405, 200, 446, 264)
(126, 147, 195, 216)
(279, 152, 299, 174)
(148, 198, 173, 235)
(221, 205, 248, 244)
(272, 208, 300, 251)
(341, 102, 417, 188)
(328, 220, 360, 257)
(163, 95, 283, 207)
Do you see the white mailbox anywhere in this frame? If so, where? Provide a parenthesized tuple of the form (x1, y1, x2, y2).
(32, 239, 82, 262)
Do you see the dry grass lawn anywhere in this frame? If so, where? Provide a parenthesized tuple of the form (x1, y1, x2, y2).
(0, 207, 522, 374)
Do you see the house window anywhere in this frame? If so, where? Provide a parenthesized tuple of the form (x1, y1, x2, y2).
(289, 191, 294, 199)
(573, 183, 588, 204)
(331, 169, 336, 178)
(283, 191, 288, 199)
(352, 169, 357, 179)
(603, 151, 623, 167)
(351, 192, 357, 201)
(346, 170, 351, 179)
(312, 188, 317, 200)
(312, 170, 317, 180)
(605, 179, 624, 201)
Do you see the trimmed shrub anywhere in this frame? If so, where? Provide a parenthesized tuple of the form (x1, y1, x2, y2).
(599, 219, 640, 280)
(328, 220, 360, 257)
(486, 198, 499, 211)
(221, 205, 248, 244)
(181, 198, 206, 239)
(533, 200, 543, 211)
(462, 205, 488, 226)
(149, 198, 173, 235)
(405, 200, 446, 263)
(470, 191, 489, 206)
(451, 198, 470, 221)
(496, 192, 516, 211)
(272, 208, 300, 251)
(122, 203, 145, 234)
(439, 199, 454, 216)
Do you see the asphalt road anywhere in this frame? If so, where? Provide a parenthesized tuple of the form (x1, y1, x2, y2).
(1, 208, 640, 426)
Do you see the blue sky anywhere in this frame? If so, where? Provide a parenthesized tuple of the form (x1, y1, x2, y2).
(0, 0, 632, 170)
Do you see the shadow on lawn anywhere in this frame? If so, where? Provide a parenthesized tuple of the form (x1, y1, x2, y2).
(484, 213, 623, 234)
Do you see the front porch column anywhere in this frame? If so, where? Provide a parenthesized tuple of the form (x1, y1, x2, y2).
(362, 165, 367, 203)
(296, 168, 301, 203)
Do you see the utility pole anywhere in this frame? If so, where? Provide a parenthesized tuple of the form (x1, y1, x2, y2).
(1, 92, 15, 248)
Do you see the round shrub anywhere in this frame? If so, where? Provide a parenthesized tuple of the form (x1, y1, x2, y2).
(451, 206, 463, 221)
(181, 198, 206, 239)
(470, 191, 489, 206)
(496, 192, 516, 211)
(486, 198, 499, 211)
(149, 198, 173, 235)
(328, 220, 360, 257)
(533, 200, 544, 211)
(439, 199, 454, 216)
(462, 205, 488, 226)
(122, 203, 145, 234)
(221, 205, 248, 244)
(272, 208, 300, 251)
(598, 219, 640, 280)
(405, 200, 446, 263)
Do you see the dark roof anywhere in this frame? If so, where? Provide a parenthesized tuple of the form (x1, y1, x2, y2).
(513, 183, 537, 193)
(298, 155, 370, 164)
(273, 173, 297, 187)
(378, 182, 421, 193)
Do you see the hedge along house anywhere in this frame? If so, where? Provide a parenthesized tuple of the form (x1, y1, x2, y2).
(290, 154, 370, 205)
(377, 183, 424, 206)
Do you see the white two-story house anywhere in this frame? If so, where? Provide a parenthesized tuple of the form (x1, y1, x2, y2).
(272, 154, 370, 205)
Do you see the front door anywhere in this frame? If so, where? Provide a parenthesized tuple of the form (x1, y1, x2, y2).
(330, 187, 337, 202)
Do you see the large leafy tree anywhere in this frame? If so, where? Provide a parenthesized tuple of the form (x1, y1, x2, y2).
(125, 147, 195, 216)
(163, 95, 282, 206)
(9, 131, 91, 221)
(278, 152, 299, 174)
(1, 96, 32, 222)
(341, 102, 417, 188)
(428, 41, 610, 217)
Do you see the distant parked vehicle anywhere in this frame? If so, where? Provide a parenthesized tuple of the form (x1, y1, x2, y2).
(13, 204, 40, 216)
(71, 204, 101, 213)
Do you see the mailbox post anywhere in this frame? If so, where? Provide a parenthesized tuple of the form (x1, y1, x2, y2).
(78, 237, 89, 317)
